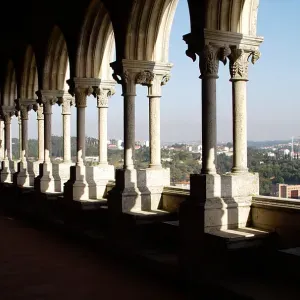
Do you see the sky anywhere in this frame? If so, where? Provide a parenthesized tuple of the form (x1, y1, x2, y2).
(12, 0, 300, 142)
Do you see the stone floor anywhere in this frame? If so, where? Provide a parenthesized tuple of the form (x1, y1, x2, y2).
(0, 212, 186, 300)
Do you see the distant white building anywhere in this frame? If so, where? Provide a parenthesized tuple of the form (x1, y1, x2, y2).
(117, 139, 123, 150)
(267, 152, 276, 157)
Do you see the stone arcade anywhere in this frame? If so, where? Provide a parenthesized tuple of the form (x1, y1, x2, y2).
(2, 0, 300, 294)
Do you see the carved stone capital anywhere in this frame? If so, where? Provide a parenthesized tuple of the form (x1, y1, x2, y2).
(136, 71, 155, 86)
(33, 103, 44, 120)
(229, 48, 260, 81)
(96, 87, 115, 108)
(15, 99, 34, 120)
(57, 94, 75, 115)
(199, 45, 231, 79)
(2, 111, 13, 124)
(147, 73, 171, 97)
(20, 104, 33, 120)
(74, 86, 93, 108)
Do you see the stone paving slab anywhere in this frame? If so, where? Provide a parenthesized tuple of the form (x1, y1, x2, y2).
(0, 213, 186, 300)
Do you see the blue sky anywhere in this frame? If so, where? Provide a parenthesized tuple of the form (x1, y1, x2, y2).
(14, 0, 300, 142)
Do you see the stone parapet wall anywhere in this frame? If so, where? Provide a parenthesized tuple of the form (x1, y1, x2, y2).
(252, 196, 300, 248)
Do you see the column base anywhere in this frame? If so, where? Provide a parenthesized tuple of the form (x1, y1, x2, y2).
(0, 159, 13, 183)
(179, 173, 221, 235)
(52, 162, 73, 192)
(32, 160, 43, 178)
(86, 164, 115, 199)
(15, 160, 35, 187)
(107, 168, 141, 214)
(220, 172, 259, 230)
(63, 164, 89, 201)
(137, 167, 170, 211)
(34, 162, 56, 193)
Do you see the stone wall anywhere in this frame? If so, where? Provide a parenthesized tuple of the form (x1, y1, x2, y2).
(252, 196, 300, 248)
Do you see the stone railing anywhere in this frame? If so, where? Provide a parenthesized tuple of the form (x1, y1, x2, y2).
(105, 183, 189, 213)
(161, 186, 189, 212)
(251, 196, 300, 248)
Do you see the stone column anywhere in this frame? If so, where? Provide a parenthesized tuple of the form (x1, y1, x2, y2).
(219, 48, 261, 229)
(16, 102, 34, 186)
(0, 118, 4, 160)
(74, 87, 91, 166)
(107, 64, 142, 213)
(97, 89, 111, 166)
(34, 90, 63, 193)
(199, 45, 228, 174)
(83, 84, 115, 200)
(229, 49, 260, 173)
(36, 104, 44, 162)
(63, 83, 94, 201)
(0, 111, 13, 182)
(146, 73, 170, 168)
(5, 114, 12, 161)
(135, 70, 172, 211)
(31, 103, 44, 179)
(60, 96, 74, 163)
(122, 72, 137, 171)
(19, 104, 32, 161)
(18, 114, 22, 160)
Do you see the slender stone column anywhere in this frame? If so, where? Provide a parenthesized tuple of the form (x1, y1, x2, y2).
(19, 104, 32, 161)
(43, 99, 54, 163)
(18, 114, 22, 160)
(199, 45, 228, 174)
(4, 113, 12, 161)
(0, 118, 4, 160)
(97, 88, 112, 166)
(60, 96, 74, 163)
(147, 74, 170, 168)
(122, 72, 137, 170)
(74, 87, 92, 165)
(0, 111, 13, 183)
(36, 104, 44, 162)
(15, 102, 34, 186)
(35, 90, 63, 193)
(229, 49, 260, 173)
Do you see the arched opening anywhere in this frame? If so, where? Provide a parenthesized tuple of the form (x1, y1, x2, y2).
(3, 60, 16, 107)
(19, 45, 39, 160)
(43, 26, 69, 91)
(2, 61, 19, 163)
(76, 0, 117, 164)
(43, 26, 70, 160)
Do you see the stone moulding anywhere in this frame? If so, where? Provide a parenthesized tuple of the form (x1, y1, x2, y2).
(252, 196, 300, 211)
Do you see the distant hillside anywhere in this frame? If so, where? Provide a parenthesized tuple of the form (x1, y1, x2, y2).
(247, 140, 290, 148)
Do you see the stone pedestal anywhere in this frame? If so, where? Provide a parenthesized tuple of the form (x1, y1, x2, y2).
(1, 159, 12, 183)
(52, 162, 73, 192)
(221, 172, 259, 229)
(137, 168, 170, 211)
(179, 174, 222, 235)
(108, 169, 141, 213)
(86, 164, 114, 199)
(64, 164, 89, 201)
(16, 160, 35, 186)
(32, 160, 43, 178)
(35, 162, 55, 193)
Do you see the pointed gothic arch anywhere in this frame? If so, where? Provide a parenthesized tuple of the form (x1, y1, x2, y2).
(43, 26, 69, 90)
(76, 0, 115, 79)
(20, 45, 39, 99)
(125, 0, 179, 62)
(2, 60, 17, 107)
